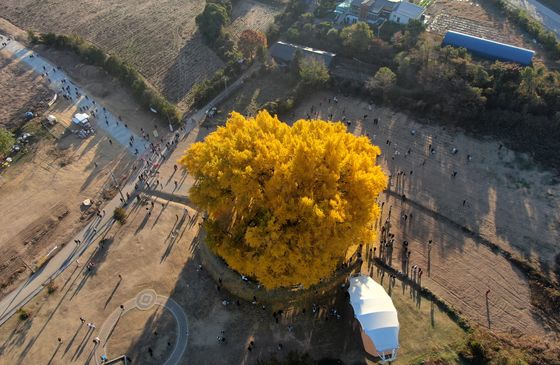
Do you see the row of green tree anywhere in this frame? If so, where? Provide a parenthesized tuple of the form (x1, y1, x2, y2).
(190, 28, 267, 108)
(28, 31, 181, 124)
(196, 0, 240, 61)
(347, 23, 560, 169)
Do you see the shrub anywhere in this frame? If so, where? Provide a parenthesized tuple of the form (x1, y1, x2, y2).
(18, 308, 31, 321)
(0, 128, 15, 157)
(27, 30, 39, 44)
(196, 2, 231, 42)
(31, 32, 181, 125)
(113, 207, 127, 224)
(47, 280, 58, 294)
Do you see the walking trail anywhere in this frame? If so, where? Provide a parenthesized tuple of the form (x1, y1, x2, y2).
(0, 33, 260, 338)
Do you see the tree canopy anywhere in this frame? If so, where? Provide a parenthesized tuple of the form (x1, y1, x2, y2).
(340, 22, 373, 54)
(180, 111, 387, 288)
(298, 57, 330, 87)
(0, 128, 15, 156)
(366, 66, 396, 100)
(196, 1, 231, 41)
(238, 29, 267, 59)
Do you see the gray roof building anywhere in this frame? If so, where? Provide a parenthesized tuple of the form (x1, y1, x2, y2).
(269, 41, 336, 68)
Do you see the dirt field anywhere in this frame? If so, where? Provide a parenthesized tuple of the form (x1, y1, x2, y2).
(290, 93, 560, 339)
(0, 108, 134, 296)
(0, 148, 467, 364)
(0, 0, 281, 109)
(0, 43, 172, 297)
(0, 52, 51, 130)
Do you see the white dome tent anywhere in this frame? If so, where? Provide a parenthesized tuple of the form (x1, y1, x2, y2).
(348, 275, 399, 363)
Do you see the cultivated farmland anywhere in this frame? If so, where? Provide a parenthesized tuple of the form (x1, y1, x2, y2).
(0, 0, 282, 109)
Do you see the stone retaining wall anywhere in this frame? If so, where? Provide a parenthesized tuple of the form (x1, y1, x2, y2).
(198, 230, 360, 308)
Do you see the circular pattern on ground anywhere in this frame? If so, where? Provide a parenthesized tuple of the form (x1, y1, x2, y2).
(136, 289, 157, 310)
(96, 290, 188, 365)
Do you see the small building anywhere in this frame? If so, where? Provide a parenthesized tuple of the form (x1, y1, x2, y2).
(269, 41, 336, 68)
(442, 31, 535, 66)
(336, 0, 424, 25)
(72, 113, 90, 125)
(389, 1, 425, 24)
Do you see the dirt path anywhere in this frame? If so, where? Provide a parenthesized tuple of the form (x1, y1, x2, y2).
(291, 93, 560, 336)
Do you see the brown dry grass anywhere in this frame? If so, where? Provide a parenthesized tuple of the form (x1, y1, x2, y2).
(0, 0, 281, 110)
(0, 52, 51, 130)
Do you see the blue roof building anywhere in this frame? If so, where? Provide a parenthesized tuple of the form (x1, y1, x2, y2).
(442, 31, 535, 66)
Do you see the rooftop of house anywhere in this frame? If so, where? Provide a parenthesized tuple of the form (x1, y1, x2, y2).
(391, 1, 425, 18)
(269, 41, 336, 67)
(370, 0, 400, 13)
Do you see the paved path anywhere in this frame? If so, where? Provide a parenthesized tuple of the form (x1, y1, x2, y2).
(95, 289, 188, 365)
(0, 35, 149, 155)
(0, 31, 258, 340)
(0, 35, 166, 326)
(505, 0, 560, 37)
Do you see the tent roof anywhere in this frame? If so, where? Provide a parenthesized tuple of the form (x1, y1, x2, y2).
(348, 275, 399, 354)
(72, 113, 90, 124)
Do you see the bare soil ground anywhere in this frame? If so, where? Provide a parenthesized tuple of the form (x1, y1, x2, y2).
(290, 93, 560, 339)
(0, 0, 281, 109)
(0, 52, 51, 130)
(0, 161, 467, 364)
(0, 42, 168, 297)
(0, 112, 134, 296)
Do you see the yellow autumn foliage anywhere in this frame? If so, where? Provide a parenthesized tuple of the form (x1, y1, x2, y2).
(179, 110, 387, 288)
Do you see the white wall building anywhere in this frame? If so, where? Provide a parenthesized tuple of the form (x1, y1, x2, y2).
(389, 1, 425, 24)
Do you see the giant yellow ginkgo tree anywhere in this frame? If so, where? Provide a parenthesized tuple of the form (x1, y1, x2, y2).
(179, 111, 387, 288)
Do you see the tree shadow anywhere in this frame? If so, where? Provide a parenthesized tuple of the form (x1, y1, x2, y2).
(47, 342, 62, 365)
(104, 279, 122, 309)
(120, 239, 369, 365)
(63, 322, 84, 355)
